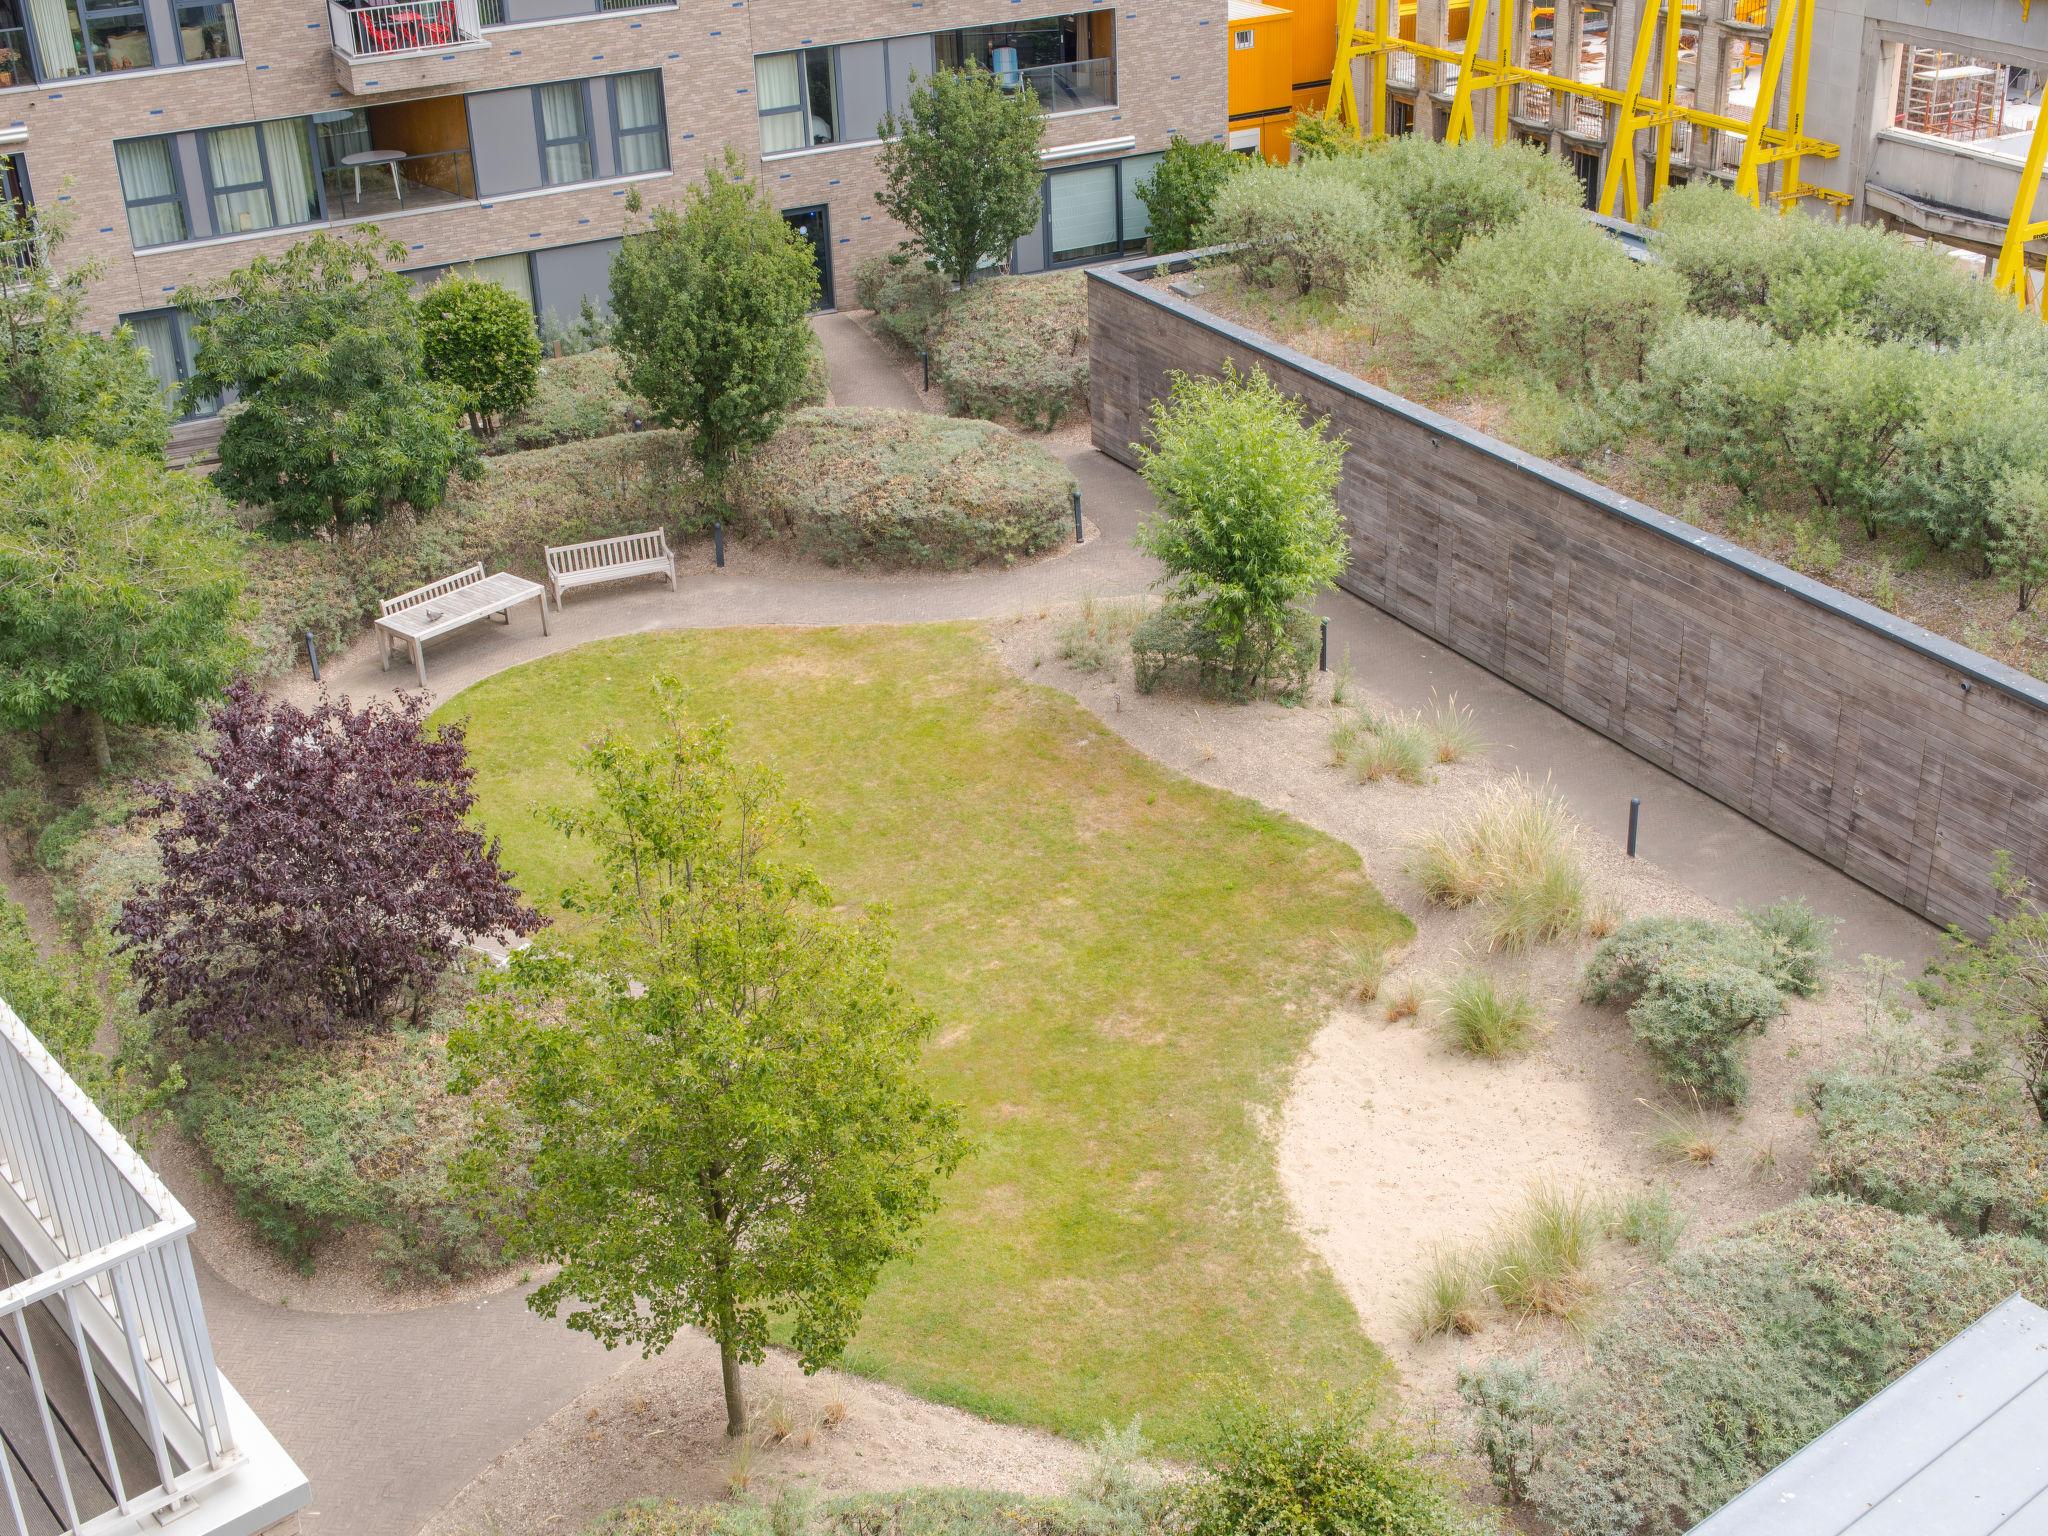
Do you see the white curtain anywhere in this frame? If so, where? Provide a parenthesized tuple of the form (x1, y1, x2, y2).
(756, 52, 805, 154)
(463, 252, 534, 314)
(126, 312, 182, 396)
(1048, 165, 1117, 261)
(538, 81, 590, 184)
(612, 71, 665, 174)
(115, 138, 186, 246)
(23, 0, 79, 78)
(262, 118, 317, 226)
(207, 124, 272, 232)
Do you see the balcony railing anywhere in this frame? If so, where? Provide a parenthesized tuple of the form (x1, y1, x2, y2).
(1018, 56, 1114, 113)
(0, 996, 242, 1534)
(329, 0, 483, 59)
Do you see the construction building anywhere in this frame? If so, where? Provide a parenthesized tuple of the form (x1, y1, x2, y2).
(0, 0, 1224, 432)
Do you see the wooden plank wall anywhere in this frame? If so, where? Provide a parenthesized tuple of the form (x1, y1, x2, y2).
(1087, 262, 2048, 936)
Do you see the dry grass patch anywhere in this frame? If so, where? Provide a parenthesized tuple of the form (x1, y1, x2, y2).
(1409, 779, 1592, 949)
(1437, 970, 1541, 1059)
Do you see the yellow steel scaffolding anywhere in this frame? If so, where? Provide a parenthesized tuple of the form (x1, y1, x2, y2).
(1326, 0, 1841, 220)
(1993, 110, 2048, 313)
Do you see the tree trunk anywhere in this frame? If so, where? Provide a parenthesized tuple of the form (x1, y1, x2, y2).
(85, 712, 111, 775)
(718, 1338, 747, 1438)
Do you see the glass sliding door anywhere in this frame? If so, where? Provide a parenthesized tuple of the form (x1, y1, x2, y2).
(1047, 162, 1117, 263)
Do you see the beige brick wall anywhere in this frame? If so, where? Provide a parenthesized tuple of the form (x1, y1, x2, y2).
(12, 0, 1222, 332)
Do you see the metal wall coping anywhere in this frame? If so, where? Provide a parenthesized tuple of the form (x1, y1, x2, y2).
(1088, 248, 2048, 717)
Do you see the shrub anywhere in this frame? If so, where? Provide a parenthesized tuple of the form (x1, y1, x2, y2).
(115, 682, 544, 1044)
(1811, 1058, 2048, 1241)
(1989, 465, 2048, 612)
(489, 349, 641, 451)
(1458, 1358, 1559, 1507)
(1885, 355, 2048, 561)
(1439, 970, 1538, 1058)
(1133, 363, 1348, 698)
(857, 250, 953, 351)
(1486, 1185, 1597, 1325)
(418, 274, 544, 435)
(1408, 779, 1589, 949)
(1131, 601, 1316, 701)
(176, 1021, 509, 1280)
(1629, 961, 1787, 1105)
(1359, 135, 1581, 272)
(1407, 1248, 1483, 1339)
(1741, 897, 1833, 996)
(930, 272, 1088, 430)
(1203, 162, 1396, 298)
(1602, 1186, 1685, 1261)
(1138, 136, 1248, 256)
(1526, 1198, 2048, 1536)
(1916, 851, 2048, 1126)
(1175, 1390, 1485, 1536)
(740, 407, 1073, 569)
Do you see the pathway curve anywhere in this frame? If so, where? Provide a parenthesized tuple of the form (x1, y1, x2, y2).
(205, 308, 1936, 1536)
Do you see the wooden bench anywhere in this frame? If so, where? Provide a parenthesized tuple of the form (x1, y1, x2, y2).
(544, 530, 677, 610)
(375, 564, 548, 687)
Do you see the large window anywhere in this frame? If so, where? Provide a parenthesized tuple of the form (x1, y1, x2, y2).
(203, 119, 317, 236)
(609, 70, 666, 174)
(537, 79, 593, 185)
(1021, 151, 1159, 272)
(116, 136, 187, 247)
(0, 0, 240, 84)
(174, 0, 236, 60)
(124, 307, 220, 419)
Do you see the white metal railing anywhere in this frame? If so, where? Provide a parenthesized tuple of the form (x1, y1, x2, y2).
(0, 997, 237, 1535)
(329, 0, 483, 59)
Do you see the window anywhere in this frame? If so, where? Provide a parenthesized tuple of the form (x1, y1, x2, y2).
(1047, 162, 1117, 264)
(755, 47, 839, 152)
(1118, 150, 1159, 251)
(82, 0, 151, 71)
(175, 0, 238, 61)
(1233, 28, 1253, 48)
(537, 80, 592, 185)
(116, 136, 187, 247)
(200, 118, 316, 237)
(124, 308, 221, 419)
(609, 69, 667, 174)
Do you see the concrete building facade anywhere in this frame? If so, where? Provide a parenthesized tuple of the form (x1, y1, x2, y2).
(0, 0, 1223, 412)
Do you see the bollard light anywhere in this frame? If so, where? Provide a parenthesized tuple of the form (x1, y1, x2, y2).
(1627, 797, 1641, 858)
(1072, 488, 1084, 544)
(1318, 617, 1329, 673)
(713, 521, 726, 569)
(920, 348, 930, 392)
(304, 630, 321, 683)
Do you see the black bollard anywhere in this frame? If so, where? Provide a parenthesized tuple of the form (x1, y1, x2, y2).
(1627, 797, 1641, 858)
(1072, 488, 1084, 544)
(920, 349, 929, 392)
(1318, 617, 1329, 672)
(713, 521, 726, 568)
(304, 630, 320, 682)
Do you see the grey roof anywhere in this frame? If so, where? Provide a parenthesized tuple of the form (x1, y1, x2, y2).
(1687, 1294, 2048, 1536)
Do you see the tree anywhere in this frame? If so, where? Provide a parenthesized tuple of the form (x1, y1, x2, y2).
(610, 151, 818, 504)
(1137, 137, 1247, 256)
(0, 194, 168, 455)
(180, 228, 478, 536)
(1133, 363, 1348, 694)
(1989, 466, 2048, 612)
(449, 686, 967, 1437)
(1921, 852, 2048, 1126)
(115, 681, 542, 1044)
(419, 274, 543, 435)
(0, 433, 245, 770)
(875, 64, 1044, 288)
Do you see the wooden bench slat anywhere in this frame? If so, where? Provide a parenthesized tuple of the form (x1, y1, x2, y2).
(542, 530, 676, 610)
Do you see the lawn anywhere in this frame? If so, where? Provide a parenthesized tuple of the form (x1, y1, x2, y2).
(441, 624, 1406, 1446)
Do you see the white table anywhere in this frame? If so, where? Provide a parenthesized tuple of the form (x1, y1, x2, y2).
(341, 149, 407, 208)
(375, 571, 547, 687)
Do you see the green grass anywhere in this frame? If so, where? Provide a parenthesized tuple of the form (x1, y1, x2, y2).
(440, 623, 1408, 1447)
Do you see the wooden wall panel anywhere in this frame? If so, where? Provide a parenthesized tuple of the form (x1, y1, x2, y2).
(1088, 262, 2048, 936)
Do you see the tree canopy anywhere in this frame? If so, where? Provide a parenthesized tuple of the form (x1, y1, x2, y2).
(610, 151, 818, 499)
(451, 684, 966, 1436)
(418, 273, 543, 435)
(180, 228, 477, 535)
(0, 432, 244, 769)
(875, 65, 1044, 288)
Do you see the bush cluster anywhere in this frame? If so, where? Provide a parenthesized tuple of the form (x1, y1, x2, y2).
(929, 273, 1089, 430)
(1520, 1198, 2048, 1536)
(1136, 137, 1248, 257)
(741, 407, 1074, 569)
(1581, 903, 1828, 1103)
(856, 250, 954, 350)
(1409, 779, 1590, 951)
(1131, 601, 1318, 700)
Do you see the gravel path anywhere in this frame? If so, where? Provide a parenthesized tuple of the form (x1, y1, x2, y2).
(180, 308, 1936, 1536)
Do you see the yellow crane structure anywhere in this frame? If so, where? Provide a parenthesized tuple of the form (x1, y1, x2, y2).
(1993, 110, 2048, 312)
(1324, 0, 1842, 219)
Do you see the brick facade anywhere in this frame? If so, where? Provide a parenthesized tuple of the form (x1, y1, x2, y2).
(7, 0, 1224, 334)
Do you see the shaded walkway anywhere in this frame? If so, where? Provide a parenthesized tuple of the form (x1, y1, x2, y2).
(211, 307, 1936, 1536)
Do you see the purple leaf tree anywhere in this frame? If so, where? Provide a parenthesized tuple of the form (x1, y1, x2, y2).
(116, 680, 544, 1043)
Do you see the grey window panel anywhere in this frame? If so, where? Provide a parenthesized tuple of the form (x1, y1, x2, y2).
(172, 133, 215, 240)
(837, 40, 889, 143)
(532, 237, 622, 328)
(885, 34, 933, 117)
(1011, 189, 1048, 274)
(588, 78, 617, 180)
(469, 87, 545, 196)
(141, 0, 177, 67)
(497, 0, 592, 22)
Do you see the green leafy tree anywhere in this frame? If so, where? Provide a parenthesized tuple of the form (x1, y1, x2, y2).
(1287, 108, 1368, 161)
(418, 273, 543, 435)
(1133, 362, 1348, 694)
(1137, 137, 1247, 256)
(180, 228, 477, 536)
(610, 151, 818, 504)
(1922, 852, 2048, 1126)
(1990, 467, 2048, 613)
(0, 195, 168, 455)
(450, 685, 968, 1438)
(0, 432, 244, 770)
(875, 64, 1044, 288)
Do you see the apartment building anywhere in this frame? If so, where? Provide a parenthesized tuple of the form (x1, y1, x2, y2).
(0, 0, 1223, 418)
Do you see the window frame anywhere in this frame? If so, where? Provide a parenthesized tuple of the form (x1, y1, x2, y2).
(200, 121, 278, 235)
(171, 0, 239, 64)
(76, 0, 156, 75)
(606, 68, 668, 174)
(115, 133, 191, 249)
(533, 78, 595, 186)
(1031, 150, 1160, 270)
(755, 48, 810, 152)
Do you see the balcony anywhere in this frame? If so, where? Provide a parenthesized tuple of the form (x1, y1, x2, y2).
(1019, 56, 1114, 114)
(319, 146, 476, 220)
(329, 0, 489, 96)
(0, 995, 306, 1536)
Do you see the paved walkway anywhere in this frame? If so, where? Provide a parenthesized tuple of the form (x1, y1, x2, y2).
(209, 308, 1939, 1536)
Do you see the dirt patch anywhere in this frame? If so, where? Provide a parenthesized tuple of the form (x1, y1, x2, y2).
(991, 609, 1884, 1415)
(417, 1334, 1098, 1536)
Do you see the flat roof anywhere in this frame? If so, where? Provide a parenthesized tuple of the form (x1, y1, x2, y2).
(1687, 1294, 2048, 1535)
